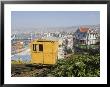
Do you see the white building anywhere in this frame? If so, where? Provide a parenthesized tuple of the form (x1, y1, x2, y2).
(58, 38, 65, 59)
(58, 46, 65, 59)
(67, 35, 73, 48)
(73, 27, 99, 45)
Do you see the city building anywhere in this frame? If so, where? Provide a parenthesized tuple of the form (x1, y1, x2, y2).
(58, 38, 65, 59)
(73, 27, 100, 45)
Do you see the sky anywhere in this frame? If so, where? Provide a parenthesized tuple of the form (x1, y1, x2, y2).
(11, 11, 100, 30)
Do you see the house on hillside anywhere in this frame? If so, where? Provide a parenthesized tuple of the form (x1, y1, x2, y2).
(73, 27, 100, 46)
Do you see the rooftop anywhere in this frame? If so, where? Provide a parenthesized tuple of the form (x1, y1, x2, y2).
(79, 27, 89, 32)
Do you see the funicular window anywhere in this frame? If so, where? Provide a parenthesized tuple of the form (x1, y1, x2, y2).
(39, 44, 43, 51)
(33, 44, 37, 51)
(33, 44, 43, 52)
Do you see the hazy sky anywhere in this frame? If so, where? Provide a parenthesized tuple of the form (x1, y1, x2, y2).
(11, 11, 100, 29)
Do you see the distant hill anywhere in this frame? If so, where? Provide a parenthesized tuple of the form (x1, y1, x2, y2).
(12, 24, 100, 33)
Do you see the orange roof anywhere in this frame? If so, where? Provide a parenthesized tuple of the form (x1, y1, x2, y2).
(79, 27, 89, 32)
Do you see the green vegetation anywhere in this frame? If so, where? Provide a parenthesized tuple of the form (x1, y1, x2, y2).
(11, 59, 30, 64)
(75, 44, 99, 50)
(11, 51, 100, 77)
(46, 54, 100, 77)
(11, 60, 23, 64)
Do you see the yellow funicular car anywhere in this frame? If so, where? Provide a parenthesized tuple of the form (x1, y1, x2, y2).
(30, 39, 59, 65)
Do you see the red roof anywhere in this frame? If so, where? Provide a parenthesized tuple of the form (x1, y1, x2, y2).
(79, 27, 89, 32)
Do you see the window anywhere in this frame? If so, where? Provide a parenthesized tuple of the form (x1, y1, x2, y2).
(33, 44, 37, 51)
(39, 44, 43, 51)
(83, 34, 85, 37)
(89, 34, 91, 38)
(32, 44, 43, 52)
